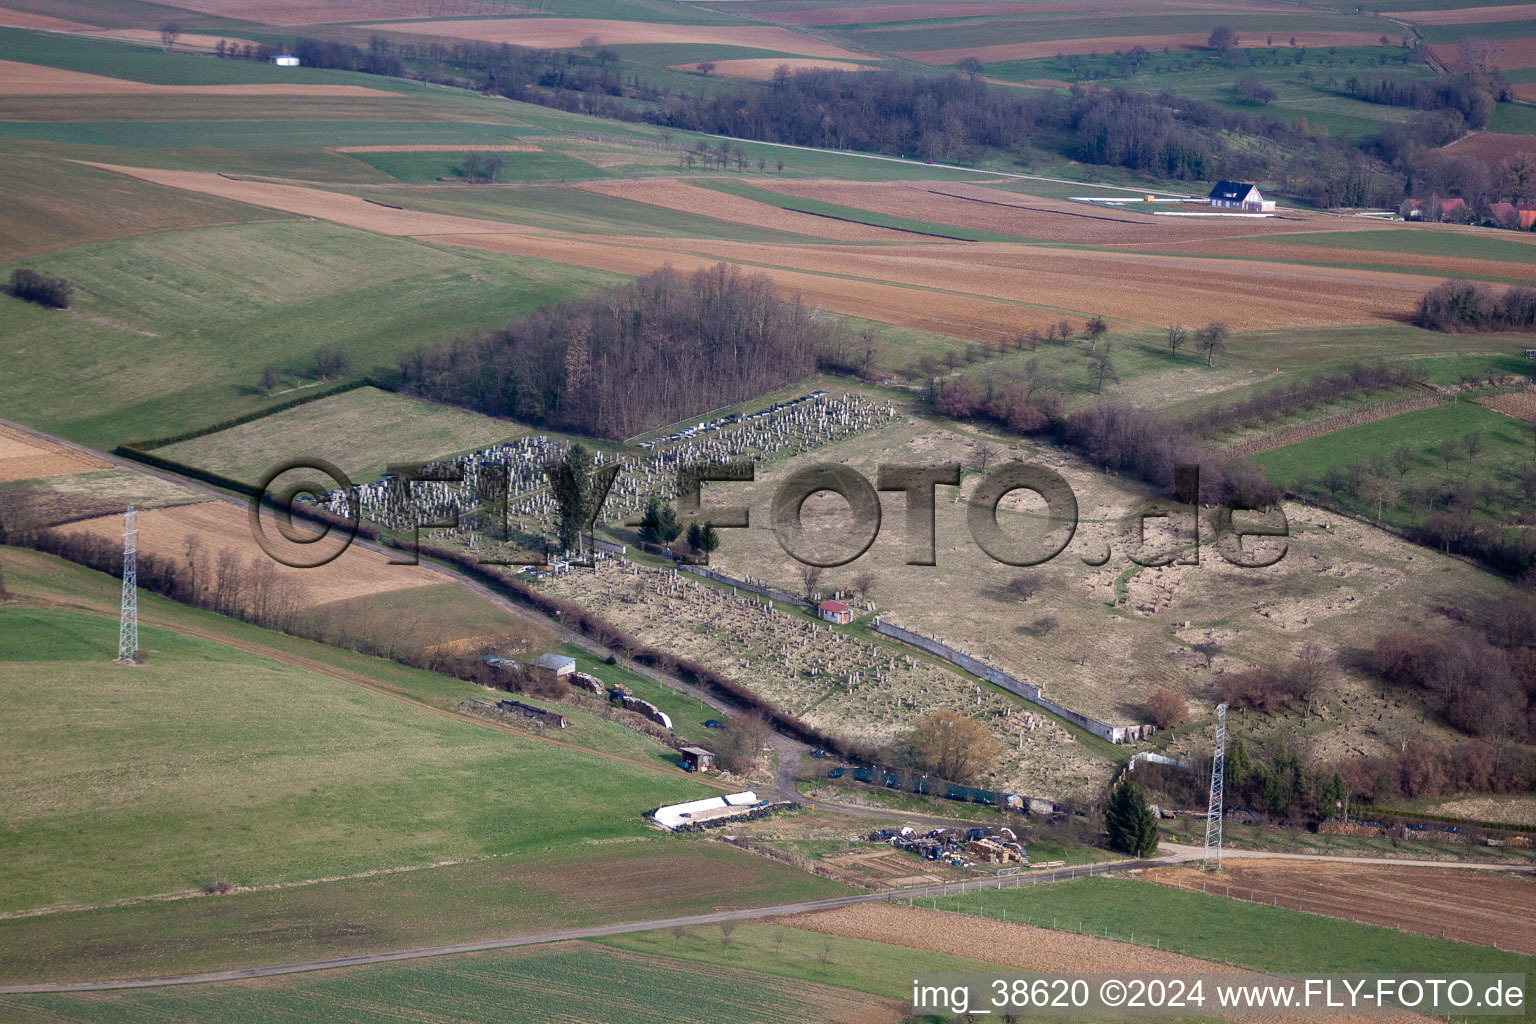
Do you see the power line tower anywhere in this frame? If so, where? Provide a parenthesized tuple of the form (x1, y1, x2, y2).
(1204, 702, 1227, 871)
(116, 507, 138, 664)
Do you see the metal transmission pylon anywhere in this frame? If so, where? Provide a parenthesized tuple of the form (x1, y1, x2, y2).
(116, 507, 138, 664)
(1204, 702, 1227, 870)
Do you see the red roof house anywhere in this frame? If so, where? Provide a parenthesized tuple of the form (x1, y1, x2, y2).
(816, 599, 853, 625)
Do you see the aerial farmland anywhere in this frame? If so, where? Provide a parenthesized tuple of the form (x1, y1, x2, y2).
(0, 0, 1534, 1019)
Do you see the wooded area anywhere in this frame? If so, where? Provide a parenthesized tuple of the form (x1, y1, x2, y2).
(397, 263, 825, 439)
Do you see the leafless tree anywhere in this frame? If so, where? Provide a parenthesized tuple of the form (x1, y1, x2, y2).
(719, 919, 736, 948)
(853, 569, 878, 601)
(973, 440, 996, 474)
(1290, 641, 1331, 718)
(160, 23, 180, 50)
(1166, 323, 1188, 358)
(1086, 340, 1119, 393)
(798, 564, 823, 599)
(1197, 322, 1229, 366)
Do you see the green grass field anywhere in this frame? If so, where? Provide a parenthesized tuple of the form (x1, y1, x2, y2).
(0, 602, 712, 915)
(1252, 399, 1534, 527)
(1262, 228, 1536, 264)
(0, 220, 618, 448)
(154, 386, 530, 486)
(0, 943, 892, 1024)
(346, 148, 614, 184)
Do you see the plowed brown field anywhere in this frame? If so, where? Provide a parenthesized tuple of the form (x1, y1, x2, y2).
(1432, 37, 1536, 69)
(0, 425, 107, 483)
(357, 17, 868, 59)
(0, 61, 391, 97)
(756, 179, 1330, 244)
(92, 163, 1430, 333)
(1432, 130, 1536, 167)
(780, 903, 1420, 1024)
(669, 57, 874, 79)
(1383, 3, 1536, 24)
(771, 0, 1295, 24)
(904, 32, 1389, 64)
(1142, 861, 1536, 954)
(575, 179, 922, 241)
(0, 6, 93, 30)
(65, 502, 441, 607)
(151, 0, 525, 25)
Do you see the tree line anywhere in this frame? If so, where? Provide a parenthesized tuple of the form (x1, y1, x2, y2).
(397, 264, 825, 439)
(1413, 280, 1536, 333)
(8, 269, 72, 309)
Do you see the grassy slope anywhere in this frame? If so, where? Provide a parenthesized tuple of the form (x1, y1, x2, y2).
(0, 547, 851, 982)
(0, 220, 619, 448)
(1252, 400, 1532, 525)
(0, 601, 714, 914)
(154, 386, 532, 486)
(1, 943, 890, 1024)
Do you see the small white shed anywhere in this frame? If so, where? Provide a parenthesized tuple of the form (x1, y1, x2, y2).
(273, 55, 300, 67)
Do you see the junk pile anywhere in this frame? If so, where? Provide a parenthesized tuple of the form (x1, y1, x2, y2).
(865, 825, 1027, 867)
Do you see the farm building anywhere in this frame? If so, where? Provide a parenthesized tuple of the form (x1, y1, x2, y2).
(1207, 181, 1275, 212)
(817, 599, 853, 625)
(1489, 202, 1536, 229)
(496, 699, 568, 729)
(678, 746, 716, 772)
(1402, 196, 1468, 221)
(531, 653, 576, 680)
(273, 54, 300, 66)
(651, 790, 762, 830)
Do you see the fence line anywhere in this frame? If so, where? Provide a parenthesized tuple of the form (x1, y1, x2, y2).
(677, 563, 809, 608)
(871, 620, 1152, 744)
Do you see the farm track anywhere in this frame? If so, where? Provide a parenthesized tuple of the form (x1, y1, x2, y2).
(1212, 394, 1450, 462)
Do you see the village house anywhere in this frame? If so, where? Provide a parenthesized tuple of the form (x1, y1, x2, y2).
(1207, 180, 1276, 212)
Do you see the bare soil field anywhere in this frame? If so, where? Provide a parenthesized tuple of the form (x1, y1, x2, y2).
(97, 164, 1432, 334)
(1142, 861, 1536, 954)
(436, 230, 1071, 338)
(1476, 387, 1536, 422)
(0, 469, 207, 528)
(64, 501, 441, 607)
(358, 18, 869, 59)
(0, 61, 392, 97)
(757, 179, 1335, 244)
(903, 32, 1389, 64)
(670, 57, 874, 79)
(151, 0, 525, 25)
(0, 425, 107, 483)
(664, 235, 1434, 330)
(1431, 37, 1536, 69)
(575, 179, 923, 242)
(0, 6, 93, 29)
(1383, 3, 1536, 25)
(83, 164, 540, 236)
(769, 0, 1296, 25)
(92, 29, 260, 51)
(1432, 130, 1536, 167)
(781, 903, 1419, 1024)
